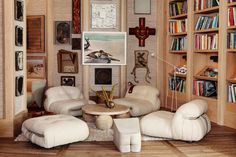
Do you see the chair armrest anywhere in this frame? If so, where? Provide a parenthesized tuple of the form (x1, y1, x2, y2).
(177, 99, 208, 119)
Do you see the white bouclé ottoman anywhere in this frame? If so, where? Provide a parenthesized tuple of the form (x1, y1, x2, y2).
(113, 118, 141, 152)
(22, 115, 89, 148)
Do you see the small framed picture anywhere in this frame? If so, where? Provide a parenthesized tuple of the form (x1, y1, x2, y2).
(134, 0, 151, 14)
(15, 0, 24, 21)
(27, 56, 46, 79)
(72, 38, 81, 50)
(55, 21, 71, 44)
(15, 25, 23, 46)
(61, 76, 76, 86)
(16, 75, 24, 96)
(15, 51, 23, 71)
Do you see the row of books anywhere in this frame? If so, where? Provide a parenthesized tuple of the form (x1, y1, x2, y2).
(169, 19, 187, 34)
(195, 0, 219, 11)
(170, 37, 187, 51)
(228, 83, 236, 102)
(195, 33, 218, 50)
(168, 77, 186, 93)
(228, 0, 236, 3)
(227, 32, 236, 49)
(195, 15, 219, 30)
(169, 1, 187, 17)
(193, 80, 217, 97)
(228, 7, 236, 27)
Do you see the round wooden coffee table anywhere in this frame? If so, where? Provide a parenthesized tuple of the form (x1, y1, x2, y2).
(82, 104, 130, 130)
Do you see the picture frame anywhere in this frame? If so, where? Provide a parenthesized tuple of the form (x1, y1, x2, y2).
(72, 0, 81, 34)
(82, 31, 127, 65)
(55, 21, 71, 44)
(27, 15, 45, 53)
(15, 76, 24, 96)
(91, 3, 117, 29)
(27, 56, 46, 79)
(15, 51, 23, 71)
(61, 76, 76, 86)
(134, 50, 149, 68)
(15, 0, 24, 21)
(134, 0, 151, 14)
(15, 25, 23, 46)
(72, 38, 81, 50)
(57, 49, 78, 73)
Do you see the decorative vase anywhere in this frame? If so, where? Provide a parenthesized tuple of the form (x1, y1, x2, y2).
(105, 100, 115, 109)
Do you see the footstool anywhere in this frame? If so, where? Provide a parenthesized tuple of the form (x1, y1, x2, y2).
(113, 118, 141, 152)
(21, 115, 89, 148)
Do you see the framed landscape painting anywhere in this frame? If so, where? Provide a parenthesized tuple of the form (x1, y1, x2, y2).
(82, 31, 126, 65)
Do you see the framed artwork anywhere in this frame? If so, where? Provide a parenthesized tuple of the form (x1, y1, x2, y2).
(27, 56, 46, 79)
(134, 0, 151, 14)
(15, 25, 23, 46)
(55, 21, 71, 44)
(15, 51, 23, 71)
(57, 49, 78, 73)
(15, 0, 24, 21)
(95, 68, 112, 85)
(15, 76, 24, 96)
(27, 15, 45, 53)
(72, 38, 81, 50)
(72, 0, 81, 34)
(61, 76, 76, 86)
(91, 3, 117, 29)
(82, 31, 126, 65)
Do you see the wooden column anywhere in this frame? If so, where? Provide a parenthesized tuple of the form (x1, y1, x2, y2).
(218, 0, 228, 125)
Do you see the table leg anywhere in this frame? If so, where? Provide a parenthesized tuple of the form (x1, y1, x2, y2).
(95, 115, 113, 130)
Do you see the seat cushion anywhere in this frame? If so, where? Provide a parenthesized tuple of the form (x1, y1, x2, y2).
(22, 115, 89, 148)
(113, 98, 156, 116)
(49, 99, 89, 116)
(140, 111, 174, 139)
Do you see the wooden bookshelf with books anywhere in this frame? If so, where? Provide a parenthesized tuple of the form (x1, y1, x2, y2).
(165, 0, 188, 110)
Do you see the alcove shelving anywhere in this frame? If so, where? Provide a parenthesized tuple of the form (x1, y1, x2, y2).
(165, 0, 188, 110)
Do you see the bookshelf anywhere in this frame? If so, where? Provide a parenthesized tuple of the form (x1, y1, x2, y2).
(166, 0, 188, 110)
(224, 0, 236, 128)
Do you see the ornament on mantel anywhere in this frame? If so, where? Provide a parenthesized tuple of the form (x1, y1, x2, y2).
(131, 50, 151, 83)
(129, 18, 156, 47)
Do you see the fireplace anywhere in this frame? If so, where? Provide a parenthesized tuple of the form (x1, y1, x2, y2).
(95, 68, 112, 85)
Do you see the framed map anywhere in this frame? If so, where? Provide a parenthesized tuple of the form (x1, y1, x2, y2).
(91, 3, 117, 29)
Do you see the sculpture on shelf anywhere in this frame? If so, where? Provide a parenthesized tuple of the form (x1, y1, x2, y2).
(129, 18, 156, 47)
(131, 50, 151, 83)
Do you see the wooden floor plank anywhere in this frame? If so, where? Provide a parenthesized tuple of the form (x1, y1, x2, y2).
(0, 123, 236, 157)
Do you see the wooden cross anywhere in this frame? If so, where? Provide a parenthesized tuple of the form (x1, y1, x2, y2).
(129, 18, 156, 47)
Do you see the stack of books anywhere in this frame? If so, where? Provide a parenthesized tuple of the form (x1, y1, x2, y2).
(195, 15, 219, 30)
(195, 33, 218, 50)
(228, 7, 236, 26)
(195, 0, 219, 11)
(169, 19, 187, 34)
(227, 32, 236, 49)
(169, 77, 186, 93)
(193, 80, 217, 97)
(169, 1, 187, 17)
(170, 37, 187, 51)
(228, 83, 236, 103)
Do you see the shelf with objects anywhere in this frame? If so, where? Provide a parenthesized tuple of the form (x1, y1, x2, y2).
(165, 0, 188, 111)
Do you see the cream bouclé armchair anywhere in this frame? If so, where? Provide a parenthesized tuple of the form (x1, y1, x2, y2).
(44, 86, 95, 116)
(113, 85, 161, 116)
(140, 99, 211, 142)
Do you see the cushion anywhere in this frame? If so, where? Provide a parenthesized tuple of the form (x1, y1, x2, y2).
(140, 111, 174, 139)
(22, 115, 89, 148)
(113, 98, 155, 116)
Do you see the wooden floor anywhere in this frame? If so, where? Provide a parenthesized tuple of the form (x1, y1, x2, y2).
(0, 123, 236, 157)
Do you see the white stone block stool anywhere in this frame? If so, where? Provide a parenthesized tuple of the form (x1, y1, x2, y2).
(22, 115, 89, 148)
(113, 118, 141, 152)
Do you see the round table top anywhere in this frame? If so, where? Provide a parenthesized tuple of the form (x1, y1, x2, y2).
(82, 104, 130, 116)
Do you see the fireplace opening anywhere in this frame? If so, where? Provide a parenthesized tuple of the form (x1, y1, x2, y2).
(95, 68, 112, 85)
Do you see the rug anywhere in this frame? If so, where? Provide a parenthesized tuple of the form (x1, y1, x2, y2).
(15, 123, 165, 142)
